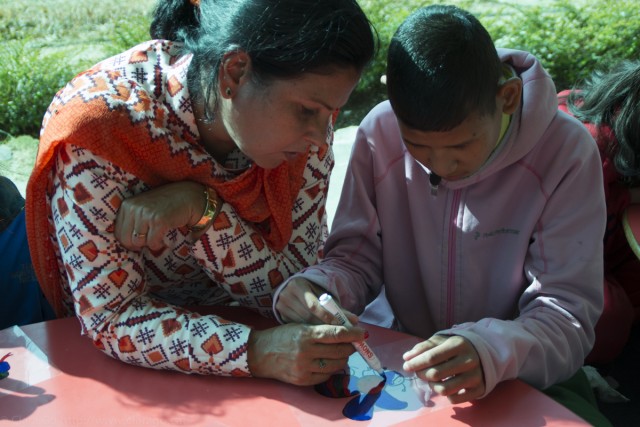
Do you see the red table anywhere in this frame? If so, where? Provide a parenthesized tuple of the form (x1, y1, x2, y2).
(0, 307, 589, 426)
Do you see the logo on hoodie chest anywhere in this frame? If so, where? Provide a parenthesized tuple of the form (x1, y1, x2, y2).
(473, 227, 520, 240)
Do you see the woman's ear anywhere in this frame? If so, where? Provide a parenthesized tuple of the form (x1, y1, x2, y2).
(498, 77, 522, 115)
(219, 50, 251, 98)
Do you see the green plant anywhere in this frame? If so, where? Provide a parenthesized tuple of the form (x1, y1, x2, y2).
(2, 0, 639, 135)
(485, 0, 640, 90)
(106, 14, 155, 56)
(0, 41, 75, 138)
(0, 0, 155, 138)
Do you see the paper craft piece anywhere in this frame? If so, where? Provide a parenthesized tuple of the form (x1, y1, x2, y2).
(314, 351, 435, 422)
(0, 353, 12, 379)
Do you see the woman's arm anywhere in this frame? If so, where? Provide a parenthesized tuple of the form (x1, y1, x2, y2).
(51, 142, 348, 382)
(190, 145, 334, 317)
(275, 126, 386, 323)
(51, 144, 254, 376)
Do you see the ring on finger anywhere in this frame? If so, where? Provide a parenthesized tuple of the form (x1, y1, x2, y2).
(133, 231, 147, 239)
(318, 358, 327, 370)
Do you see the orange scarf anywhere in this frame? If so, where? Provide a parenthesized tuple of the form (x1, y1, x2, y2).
(26, 69, 317, 317)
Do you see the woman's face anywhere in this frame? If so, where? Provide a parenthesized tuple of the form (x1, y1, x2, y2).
(218, 63, 361, 169)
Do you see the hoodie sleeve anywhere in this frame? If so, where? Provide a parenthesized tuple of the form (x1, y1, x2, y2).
(276, 113, 390, 314)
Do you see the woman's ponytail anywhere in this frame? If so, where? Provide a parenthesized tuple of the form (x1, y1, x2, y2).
(150, 0, 200, 41)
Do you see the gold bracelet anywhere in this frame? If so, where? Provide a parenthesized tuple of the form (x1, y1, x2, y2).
(190, 186, 220, 232)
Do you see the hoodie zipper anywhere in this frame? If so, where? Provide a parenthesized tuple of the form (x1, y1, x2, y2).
(429, 171, 461, 326)
(446, 189, 462, 326)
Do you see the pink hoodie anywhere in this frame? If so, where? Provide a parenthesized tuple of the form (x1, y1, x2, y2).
(282, 49, 606, 396)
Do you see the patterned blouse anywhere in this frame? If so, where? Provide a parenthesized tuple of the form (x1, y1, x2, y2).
(45, 41, 333, 376)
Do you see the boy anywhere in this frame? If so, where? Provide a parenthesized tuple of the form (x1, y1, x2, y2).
(275, 4, 609, 424)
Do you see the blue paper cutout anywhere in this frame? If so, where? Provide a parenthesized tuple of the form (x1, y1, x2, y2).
(0, 352, 12, 380)
(314, 356, 428, 421)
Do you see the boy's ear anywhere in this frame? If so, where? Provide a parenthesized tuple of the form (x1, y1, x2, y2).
(497, 77, 522, 115)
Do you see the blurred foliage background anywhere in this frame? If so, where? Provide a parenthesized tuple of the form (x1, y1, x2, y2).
(1, 0, 639, 137)
(0, 0, 153, 138)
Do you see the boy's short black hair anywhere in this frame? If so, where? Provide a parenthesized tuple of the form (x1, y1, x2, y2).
(386, 5, 503, 131)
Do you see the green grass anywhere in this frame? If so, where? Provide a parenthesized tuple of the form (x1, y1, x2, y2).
(1, 0, 639, 137)
(0, 0, 155, 139)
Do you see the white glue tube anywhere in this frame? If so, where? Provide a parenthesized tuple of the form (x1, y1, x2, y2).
(318, 293, 384, 375)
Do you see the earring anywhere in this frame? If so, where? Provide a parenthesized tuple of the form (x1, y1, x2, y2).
(225, 87, 232, 97)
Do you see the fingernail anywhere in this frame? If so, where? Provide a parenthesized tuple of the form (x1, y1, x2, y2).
(364, 330, 370, 339)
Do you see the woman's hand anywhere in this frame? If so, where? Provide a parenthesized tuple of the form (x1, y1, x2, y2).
(115, 181, 207, 251)
(402, 335, 485, 404)
(247, 323, 365, 385)
(275, 278, 358, 325)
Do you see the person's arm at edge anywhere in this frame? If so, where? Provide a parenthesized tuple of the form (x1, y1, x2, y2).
(274, 118, 387, 323)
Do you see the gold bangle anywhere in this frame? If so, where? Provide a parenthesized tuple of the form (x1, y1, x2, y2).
(190, 186, 220, 232)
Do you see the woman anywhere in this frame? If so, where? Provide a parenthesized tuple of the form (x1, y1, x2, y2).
(26, 0, 375, 385)
(559, 60, 640, 364)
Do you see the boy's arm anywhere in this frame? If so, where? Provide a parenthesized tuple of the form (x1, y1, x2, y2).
(276, 126, 385, 320)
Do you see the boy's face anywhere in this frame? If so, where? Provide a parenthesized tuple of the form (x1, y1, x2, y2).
(398, 76, 522, 181)
(398, 108, 503, 181)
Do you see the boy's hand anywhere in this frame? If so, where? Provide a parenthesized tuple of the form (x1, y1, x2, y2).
(402, 335, 485, 404)
(275, 278, 358, 325)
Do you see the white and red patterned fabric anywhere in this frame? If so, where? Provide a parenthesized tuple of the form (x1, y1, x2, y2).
(26, 40, 333, 376)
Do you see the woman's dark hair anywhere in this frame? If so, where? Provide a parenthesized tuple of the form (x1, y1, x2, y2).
(150, 0, 376, 121)
(567, 61, 640, 182)
(150, 0, 199, 41)
(386, 4, 502, 131)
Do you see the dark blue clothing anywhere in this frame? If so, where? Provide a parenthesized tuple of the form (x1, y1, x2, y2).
(0, 209, 55, 330)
